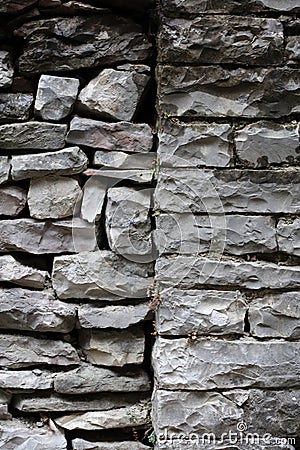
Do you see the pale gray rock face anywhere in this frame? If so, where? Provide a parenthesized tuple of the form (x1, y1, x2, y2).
(0, 122, 67, 150)
(158, 122, 231, 168)
(0, 94, 33, 121)
(158, 16, 283, 65)
(35, 75, 80, 121)
(17, 15, 152, 73)
(277, 218, 300, 256)
(249, 292, 300, 339)
(153, 338, 300, 390)
(0, 51, 13, 89)
(286, 36, 300, 61)
(0, 186, 27, 216)
(156, 256, 300, 290)
(0, 334, 79, 368)
(79, 327, 145, 367)
(157, 289, 247, 335)
(0, 254, 46, 289)
(73, 440, 149, 450)
(0, 157, 10, 185)
(78, 66, 150, 121)
(67, 116, 153, 153)
(52, 251, 153, 300)
(0, 288, 76, 333)
(156, 168, 300, 214)
(235, 121, 300, 167)
(80, 177, 106, 224)
(94, 151, 156, 170)
(54, 364, 150, 394)
(106, 187, 153, 259)
(157, 66, 300, 118)
(85, 167, 153, 184)
(0, 370, 53, 391)
(78, 302, 152, 329)
(28, 176, 81, 219)
(0, 419, 67, 450)
(12, 147, 88, 180)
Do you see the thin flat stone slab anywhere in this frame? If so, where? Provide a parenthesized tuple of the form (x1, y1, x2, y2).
(0, 122, 67, 150)
(0, 94, 33, 122)
(0, 254, 47, 289)
(0, 51, 13, 89)
(67, 116, 153, 153)
(80, 177, 106, 224)
(16, 15, 152, 73)
(277, 218, 300, 256)
(0, 157, 11, 185)
(0, 369, 53, 391)
(93, 151, 156, 170)
(54, 363, 150, 394)
(157, 66, 300, 118)
(0, 186, 27, 216)
(84, 168, 153, 184)
(73, 439, 149, 450)
(158, 16, 283, 65)
(157, 289, 247, 335)
(0, 334, 79, 368)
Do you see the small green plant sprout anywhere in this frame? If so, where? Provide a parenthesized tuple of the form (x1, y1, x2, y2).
(147, 278, 161, 311)
(148, 430, 156, 445)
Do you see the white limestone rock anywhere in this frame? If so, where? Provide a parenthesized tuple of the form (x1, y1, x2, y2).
(0, 254, 47, 288)
(0, 369, 53, 391)
(277, 218, 300, 256)
(0, 186, 26, 216)
(0, 51, 13, 89)
(80, 177, 106, 224)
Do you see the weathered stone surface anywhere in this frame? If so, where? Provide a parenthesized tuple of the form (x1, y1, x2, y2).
(0, 51, 13, 89)
(0, 369, 53, 391)
(0, 157, 10, 185)
(153, 338, 300, 390)
(0, 288, 76, 333)
(73, 440, 149, 450)
(0, 186, 26, 216)
(0, 122, 67, 150)
(78, 65, 150, 121)
(78, 302, 152, 329)
(0, 94, 33, 122)
(84, 168, 153, 184)
(52, 251, 153, 300)
(286, 36, 300, 61)
(94, 151, 156, 170)
(0, 334, 79, 368)
(67, 116, 153, 153)
(156, 256, 300, 290)
(16, 16, 152, 73)
(157, 289, 247, 335)
(28, 175, 81, 219)
(55, 400, 150, 430)
(157, 66, 300, 118)
(106, 187, 153, 259)
(0, 255, 46, 288)
(249, 292, 300, 339)
(277, 218, 300, 256)
(35, 75, 79, 121)
(79, 327, 145, 367)
(155, 214, 277, 255)
(159, 16, 283, 65)
(0, 419, 67, 449)
(159, 122, 231, 168)
(236, 121, 300, 167)
(156, 169, 300, 213)
(0, 0, 38, 14)
(54, 363, 150, 394)
(80, 177, 106, 224)
(0, 391, 11, 419)
(12, 147, 88, 180)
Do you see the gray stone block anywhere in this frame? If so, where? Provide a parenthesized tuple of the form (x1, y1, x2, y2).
(94, 151, 156, 170)
(0, 157, 11, 185)
(277, 218, 300, 256)
(286, 36, 300, 61)
(0, 51, 13, 89)
(0, 254, 47, 289)
(0, 369, 53, 391)
(0, 94, 33, 121)
(0, 186, 27, 217)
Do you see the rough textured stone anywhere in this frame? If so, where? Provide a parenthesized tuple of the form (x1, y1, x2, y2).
(52, 251, 153, 300)
(106, 187, 153, 259)
(0, 51, 13, 89)
(277, 218, 300, 256)
(235, 121, 300, 167)
(0, 255, 46, 288)
(156, 256, 300, 290)
(67, 116, 153, 153)
(0, 288, 76, 333)
(54, 364, 150, 394)
(153, 338, 300, 390)
(28, 175, 81, 219)
(73, 440, 149, 450)
(16, 16, 152, 73)
(0, 0, 39, 14)
(158, 16, 283, 65)
(0, 186, 26, 216)
(84, 167, 153, 184)
(79, 327, 145, 367)
(35, 75, 79, 121)
(157, 66, 300, 118)
(249, 292, 300, 339)
(286, 36, 300, 61)
(0, 334, 79, 368)
(80, 177, 106, 224)
(0, 94, 33, 122)
(12, 147, 88, 180)
(156, 169, 300, 213)
(94, 151, 156, 170)
(78, 65, 150, 121)
(0, 391, 11, 419)
(0, 157, 10, 185)
(0, 369, 53, 391)
(0, 122, 67, 150)
(157, 289, 247, 335)
(158, 122, 231, 168)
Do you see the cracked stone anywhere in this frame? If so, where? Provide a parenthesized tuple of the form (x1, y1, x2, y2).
(0, 94, 33, 122)
(0, 186, 26, 216)
(0, 157, 10, 185)
(0, 254, 47, 288)
(277, 218, 300, 256)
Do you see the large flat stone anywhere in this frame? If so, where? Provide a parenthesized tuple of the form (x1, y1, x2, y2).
(0, 51, 13, 89)
(16, 15, 152, 73)
(157, 66, 300, 118)
(0, 94, 33, 122)
(0, 122, 67, 150)
(52, 251, 153, 300)
(158, 16, 283, 65)
(277, 218, 300, 256)
(67, 116, 153, 153)
(0, 254, 47, 288)
(73, 440, 149, 450)
(0, 157, 10, 185)
(0, 369, 53, 391)
(0, 186, 27, 216)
